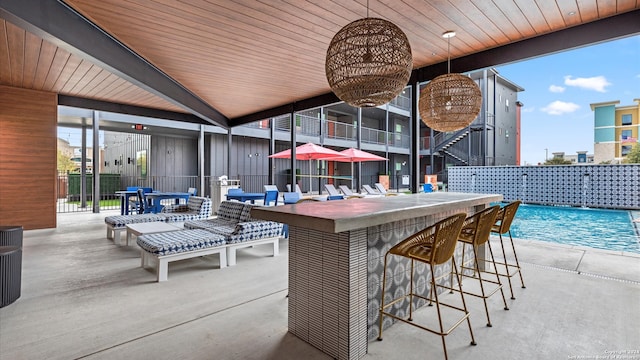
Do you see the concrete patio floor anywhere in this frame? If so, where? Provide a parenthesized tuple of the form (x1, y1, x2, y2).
(1, 210, 638, 360)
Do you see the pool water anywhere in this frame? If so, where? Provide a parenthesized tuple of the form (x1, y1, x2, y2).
(505, 204, 640, 253)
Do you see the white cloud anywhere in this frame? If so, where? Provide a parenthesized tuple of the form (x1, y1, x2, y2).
(541, 101, 580, 115)
(563, 75, 611, 92)
(549, 85, 565, 93)
(522, 107, 535, 113)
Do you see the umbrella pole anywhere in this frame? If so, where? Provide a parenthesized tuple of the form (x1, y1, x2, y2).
(309, 161, 313, 194)
(351, 162, 354, 190)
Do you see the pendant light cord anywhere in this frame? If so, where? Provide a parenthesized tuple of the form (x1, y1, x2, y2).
(447, 35, 451, 74)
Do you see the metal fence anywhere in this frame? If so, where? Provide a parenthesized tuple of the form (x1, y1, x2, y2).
(56, 172, 201, 213)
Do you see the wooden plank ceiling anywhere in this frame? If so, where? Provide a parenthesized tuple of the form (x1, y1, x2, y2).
(2, 0, 639, 126)
(0, 18, 185, 113)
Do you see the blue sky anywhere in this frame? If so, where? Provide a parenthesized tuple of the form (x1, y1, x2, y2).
(496, 34, 640, 165)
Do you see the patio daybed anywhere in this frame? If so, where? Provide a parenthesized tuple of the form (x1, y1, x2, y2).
(104, 196, 212, 244)
(137, 229, 227, 282)
(183, 201, 283, 266)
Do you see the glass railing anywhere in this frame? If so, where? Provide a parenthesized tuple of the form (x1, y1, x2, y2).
(361, 127, 387, 145)
(389, 94, 411, 111)
(324, 119, 356, 141)
(273, 114, 410, 148)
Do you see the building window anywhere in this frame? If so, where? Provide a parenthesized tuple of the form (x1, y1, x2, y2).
(505, 99, 509, 112)
(621, 129, 636, 144)
(622, 145, 632, 156)
(621, 114, 632, 125)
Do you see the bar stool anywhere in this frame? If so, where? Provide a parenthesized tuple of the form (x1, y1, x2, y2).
(378, 213, 475, 360)
(491, 200, 526, 299)
(450, 205, 509, 327)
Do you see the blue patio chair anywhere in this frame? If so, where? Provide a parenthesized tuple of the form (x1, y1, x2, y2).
(283, 192, 301, 204)
(227, 188, 243, 195)
(126, 187, 140, 212)
(423, 183, 433, 193)
(129, 187, 153, 213)
(133, 188, 153, 214)
(263, 190, 279, 206)
(264, 185, 279, 192)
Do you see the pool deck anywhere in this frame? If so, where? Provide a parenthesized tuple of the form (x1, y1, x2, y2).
(0, 210, 638, 360)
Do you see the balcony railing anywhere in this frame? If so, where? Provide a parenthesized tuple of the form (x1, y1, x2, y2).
(324, 119, 356, 141)
(389, 94, 411, 111)
(273, 114, 411, 148)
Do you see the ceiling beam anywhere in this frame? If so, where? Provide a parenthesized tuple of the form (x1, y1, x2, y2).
(0, 0, 230, 128)
(231, 92, 341, 126)
(58, 96, 212, 126)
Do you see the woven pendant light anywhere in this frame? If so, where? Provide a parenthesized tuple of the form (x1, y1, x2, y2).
(419, 31, 481, 132)
(325, 3, 412, 108)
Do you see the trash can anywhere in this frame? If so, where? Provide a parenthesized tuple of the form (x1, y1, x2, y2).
(210, 178, 240, 214)
(0, 226, 23, 308)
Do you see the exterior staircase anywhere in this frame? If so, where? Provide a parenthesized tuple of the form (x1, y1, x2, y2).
(433, 129, 469, 165)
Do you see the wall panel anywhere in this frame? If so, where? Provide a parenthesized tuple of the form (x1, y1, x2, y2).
(0, 85, 57, 229)
(448, 165, 640, 209)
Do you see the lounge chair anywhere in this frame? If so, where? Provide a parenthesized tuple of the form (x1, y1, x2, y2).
(324, 184, 345, 200)
(362, 184, 382, 195)
(374, 183, 398, 196)
(338, 185, 366, 198)
(286, 184, 304, 196)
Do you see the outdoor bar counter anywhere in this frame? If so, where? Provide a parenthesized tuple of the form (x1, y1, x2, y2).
(251, 192, 503, 360)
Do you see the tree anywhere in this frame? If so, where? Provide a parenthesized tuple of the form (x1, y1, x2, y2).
(543, 157, 572, 165)
(622, 143, 640, 163)
(57, 150, 76, 172)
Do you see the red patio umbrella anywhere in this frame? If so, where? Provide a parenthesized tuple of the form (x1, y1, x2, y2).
(269, 143, 348, 191)
(319, 148, 388, 190)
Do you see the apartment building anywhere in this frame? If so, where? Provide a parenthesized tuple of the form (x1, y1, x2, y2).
(591, 99, 640, 163)
(99, 68, 522, 192)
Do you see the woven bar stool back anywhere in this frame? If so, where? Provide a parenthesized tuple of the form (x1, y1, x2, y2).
(378, 213, 476, 360)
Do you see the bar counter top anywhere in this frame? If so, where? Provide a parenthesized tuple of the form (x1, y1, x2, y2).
(251, 192, 503, 233)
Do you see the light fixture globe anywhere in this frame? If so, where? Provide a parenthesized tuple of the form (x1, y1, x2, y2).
(419, 73, 482, 132)
(325, 17, 412, 108)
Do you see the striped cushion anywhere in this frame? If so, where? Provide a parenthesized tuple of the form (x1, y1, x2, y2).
(105, 214, 167, 229)
(137, 229, 226, 256)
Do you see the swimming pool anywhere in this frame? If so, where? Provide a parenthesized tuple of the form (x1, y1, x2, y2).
(505, 204, 640, 253)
